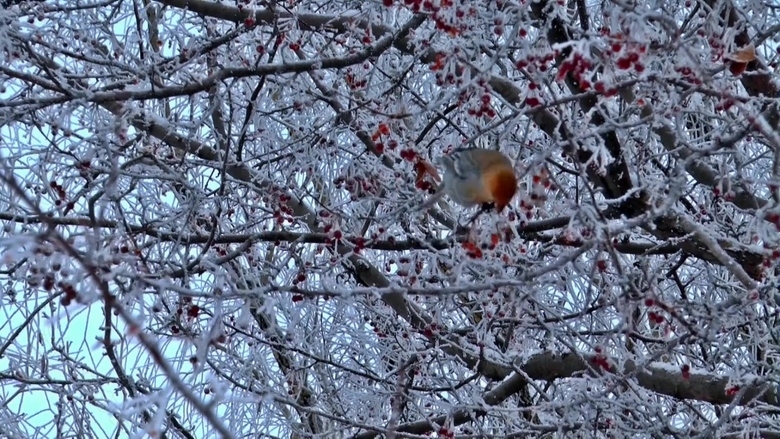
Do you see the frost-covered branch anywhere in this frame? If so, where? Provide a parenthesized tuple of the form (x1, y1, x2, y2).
(353, 350, 780, 438)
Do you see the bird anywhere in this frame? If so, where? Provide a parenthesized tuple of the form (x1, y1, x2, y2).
(419, 148, 518, 221)
(440, 148, 518, 211)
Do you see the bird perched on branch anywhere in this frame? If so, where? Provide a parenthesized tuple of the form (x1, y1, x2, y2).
(419, 148, 518, 220)
(440, 148, 518, 212)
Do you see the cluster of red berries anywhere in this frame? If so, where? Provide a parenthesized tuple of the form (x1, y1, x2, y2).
(345, 72, 368, 90)
(515, 51, 557, 72)
(49, 180, 70, 207)
(615, 51, 645, 72)
(591, 346, 613, 372)
(60, 282, 78, 306)
(465, 93, 497, 118)
(673, 66, 703, 85)
(333, 174, 380, 198)
(556, 52, 593, 84)
(175, 296, 200, 320)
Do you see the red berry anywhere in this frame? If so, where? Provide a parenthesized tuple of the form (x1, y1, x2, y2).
(187, 305, 200, 318)
(616, 57, 631, 69)
(525, 97, 541, 107)
(729, 62, 747, 76)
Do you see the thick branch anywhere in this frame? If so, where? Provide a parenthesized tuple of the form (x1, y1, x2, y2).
(0, 211, 683, 255)
(352, 350, 779, 438)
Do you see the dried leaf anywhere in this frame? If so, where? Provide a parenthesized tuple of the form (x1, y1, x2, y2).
(724, 45, 756, 63)
(417, 159, 441, 182)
